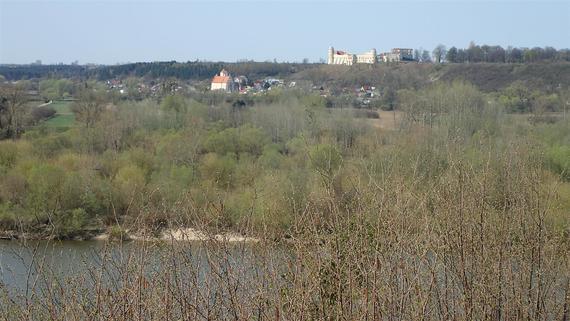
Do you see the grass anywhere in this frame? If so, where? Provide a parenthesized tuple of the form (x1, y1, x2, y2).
(49, 100, 73, 113)
(44, 114, 75, 127)
(43, 100, 75, 128)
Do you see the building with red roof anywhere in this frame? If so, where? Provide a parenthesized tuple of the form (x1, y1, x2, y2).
(211, 69, 235, 92)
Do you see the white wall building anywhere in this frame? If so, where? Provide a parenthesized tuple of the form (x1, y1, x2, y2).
(327, 47, 377, 65)
(327, 46, 416, 64)
(210, 69, 234, 92)
(379, 48, 414, 62)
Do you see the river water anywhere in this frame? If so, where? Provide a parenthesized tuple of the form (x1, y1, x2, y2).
(1, 240, 137, 295)
(0, 239, 267, 298)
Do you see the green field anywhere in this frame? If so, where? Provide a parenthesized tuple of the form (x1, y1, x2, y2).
(44, 100, 75, 127)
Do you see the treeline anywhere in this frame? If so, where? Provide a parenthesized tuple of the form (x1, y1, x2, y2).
(0, 61, 315, 81)
(0, 64, 89, 81)
(446, 43, 570, 63)
(2, 44, 569, 82)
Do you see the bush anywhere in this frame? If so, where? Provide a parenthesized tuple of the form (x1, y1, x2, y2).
(160, 94, 187, 113)
(546, 145, 570, 181)
(30, 106, 56, 122)
(54, 208, 88, 239)
(352, 109, 379, 119)
(0, 173, 27, 204)
(114, 164, 147, 196)
(259, 145, 284, 169)
(0, 141, 18, 171)
(26, 164, 66, 220)
(204, 124, 269, 157)
(108, 225, 129, 241)
(309, 144, 342, 181)
(199, 153, 237, 188)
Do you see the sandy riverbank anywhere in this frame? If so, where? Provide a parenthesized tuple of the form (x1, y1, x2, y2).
(0, 227, 260, 243)
(93, 227, 260, 243)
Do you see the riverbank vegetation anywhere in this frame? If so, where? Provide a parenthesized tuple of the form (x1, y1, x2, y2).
(0, 80, 569, 239)
(0, 72, 569, 319)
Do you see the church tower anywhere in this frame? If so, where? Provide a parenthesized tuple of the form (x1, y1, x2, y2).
(328, 46, 334, 64)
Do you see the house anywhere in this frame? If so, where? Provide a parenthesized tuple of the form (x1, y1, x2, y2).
(379, 48, 414, 62)
(234, 75, 248, 91)
(211, 69, 234, 92)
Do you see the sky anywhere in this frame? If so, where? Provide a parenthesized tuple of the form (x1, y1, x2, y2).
(0, 0, 569, 65)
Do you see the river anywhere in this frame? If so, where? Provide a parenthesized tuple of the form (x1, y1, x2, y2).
(0, 239, 269, 299)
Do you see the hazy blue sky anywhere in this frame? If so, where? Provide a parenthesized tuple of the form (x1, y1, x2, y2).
(1, 0, 569, 64)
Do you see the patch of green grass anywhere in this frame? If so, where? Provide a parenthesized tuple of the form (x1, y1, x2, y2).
(44, 100, 75, 128)
(44, 114, 75, 127)
(548, 181, 570, 233)
(49, 100, 73, 113)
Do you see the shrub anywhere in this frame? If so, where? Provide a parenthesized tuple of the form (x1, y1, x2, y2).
(546, 145, 570, 181)
(26, 164, 66, 220)
(54, 208, 88, 239)
(199, 153, 237, 188)
(0, 141, 18, 170)
(309, 144, 343, 182)
(30, 106, 56, 122)
(108, 224, 129, 241)
(160, 94, 187, 113)
(0, 173, 27, 204)
(258, 145, 284, 169)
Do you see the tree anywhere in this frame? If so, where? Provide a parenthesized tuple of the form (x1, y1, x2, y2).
(506, 47, 523, 63)
(543, 46, 557, 60)
(446, 47, 458, 63)
(71, 87, 106, 128)
(160, 94, 187, 113)
(413, 49, 421, 62)
(380, 87, 397, 111)
(481, 45, 491, 62)
(309, 144, 342, 184)
(432, 44, 447, 64)
(27, 164, 66, 223)
(199, 153, 237, 188)
(466, 41, 483, 62)
(487, 46, 506, 63)
(556, 49, 570, 61)
(39, 79, 74, 101)
(0, 83, 29, 139)
(500, 81, 534, 112)
(421, 50, 432, 63)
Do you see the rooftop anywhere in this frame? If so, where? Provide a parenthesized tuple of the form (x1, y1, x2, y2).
(212, 75, 230, 84)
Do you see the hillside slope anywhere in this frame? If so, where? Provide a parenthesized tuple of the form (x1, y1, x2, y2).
(436, 63, 570, 92)
(293, 62, 570, 93)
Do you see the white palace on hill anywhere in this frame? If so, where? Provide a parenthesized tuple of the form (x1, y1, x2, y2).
(327, 46, 414, 65)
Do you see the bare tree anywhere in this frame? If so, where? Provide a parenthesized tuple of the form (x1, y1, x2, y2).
(71, 87, 106, 128)
(432, 44, 447, 64)
(0, 83, 29, 139)
(421, 50, 432, 63)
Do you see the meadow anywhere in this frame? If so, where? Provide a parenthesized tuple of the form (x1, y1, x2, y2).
(42, 100, 75, 128)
